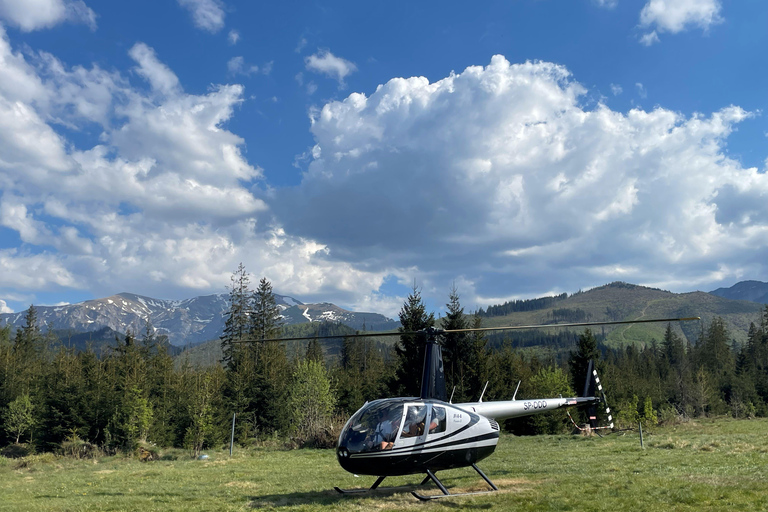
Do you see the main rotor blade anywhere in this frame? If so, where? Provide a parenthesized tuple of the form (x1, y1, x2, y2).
(231, 316, 700, 343)
(441, 316, 701, 334)
(233, 331, 404, 343)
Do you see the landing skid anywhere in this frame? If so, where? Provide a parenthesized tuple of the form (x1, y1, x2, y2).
(411, 464, 498, 501)
(333, 475, 386, 494)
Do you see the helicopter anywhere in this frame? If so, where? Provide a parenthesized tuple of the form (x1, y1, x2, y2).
(249, 316, 700, 500)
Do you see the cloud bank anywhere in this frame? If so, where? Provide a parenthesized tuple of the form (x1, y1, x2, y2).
(0, 28, 386, 311)
(0, 16, 765, 317)
(277, 55, 768, 305)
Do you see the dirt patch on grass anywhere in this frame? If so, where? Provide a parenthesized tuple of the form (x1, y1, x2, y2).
(461, 477, 535, 493)
(224, 481, 260, 490)
(202, 458, 239, 467)
(95, 470, 115, 474)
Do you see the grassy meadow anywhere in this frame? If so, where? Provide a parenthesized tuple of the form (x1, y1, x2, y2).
(2, 417, 767, 511)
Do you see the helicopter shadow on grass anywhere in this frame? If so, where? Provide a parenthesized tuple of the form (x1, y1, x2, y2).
(247, 486, 418, 508)
(246, 484, 495, 509)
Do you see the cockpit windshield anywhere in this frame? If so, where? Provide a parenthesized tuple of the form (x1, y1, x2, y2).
(339, 401, 404, 454)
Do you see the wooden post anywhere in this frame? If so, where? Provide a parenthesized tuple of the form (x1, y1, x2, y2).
(638, 421, 644, 449)
(230, 413, 236, 456)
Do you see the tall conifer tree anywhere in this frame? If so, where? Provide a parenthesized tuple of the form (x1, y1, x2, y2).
(394, 285, 435, 396)
(441, 284, 469, 401)
(568, 328, 599, 393)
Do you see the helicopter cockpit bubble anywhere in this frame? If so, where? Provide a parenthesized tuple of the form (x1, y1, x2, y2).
(338, 400, 404, 454)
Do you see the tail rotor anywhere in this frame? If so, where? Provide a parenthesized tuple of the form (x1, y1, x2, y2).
(568, 360, 613, 434)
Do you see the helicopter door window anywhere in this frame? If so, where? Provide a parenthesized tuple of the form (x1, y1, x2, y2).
(428, 406, 446, 434)
(370, 404, 402, 451)
(400, 405, 428, 438)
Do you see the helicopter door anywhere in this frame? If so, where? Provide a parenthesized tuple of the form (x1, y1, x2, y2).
(427, 405, 447, 438)
(395, 404, 429, 449)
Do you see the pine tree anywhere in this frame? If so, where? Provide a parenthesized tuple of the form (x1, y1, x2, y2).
(12, 305, 43, 397)
(465, 314, 489, 401)
(221, 263, 251, 370)
(394, 285, 435, 397)
(441, 284, 469, 401)
(249, 277, 289, 435)
(337, 335, 387, 413)
(568, 328, 599, 394)
(250, 277, 283, 342)
(662, 323, 686, 371)
(305, 338, 324, 363)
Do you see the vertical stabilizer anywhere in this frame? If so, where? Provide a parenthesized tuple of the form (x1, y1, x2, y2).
(420, 328, 447, 401)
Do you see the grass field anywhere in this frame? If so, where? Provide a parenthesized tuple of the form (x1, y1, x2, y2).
(2, 417, 768, 511)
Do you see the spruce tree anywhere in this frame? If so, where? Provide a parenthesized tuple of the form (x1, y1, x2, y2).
(249, 277, 289, 435)
(220, 263, 251, 370)
(662, 323, 685, 371)
(466, 313, 489, 401)
(568, 328, 599, 394)
(250, 277, 283, 342)
(441, 284, 469, 401)
(305, 338, 324, 363)
(394, 285, 435, 397)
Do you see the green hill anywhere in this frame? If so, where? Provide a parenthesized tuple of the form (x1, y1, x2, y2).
(478, 282, 764, 349)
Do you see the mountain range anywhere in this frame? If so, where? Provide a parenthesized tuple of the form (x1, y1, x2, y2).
(709, 280, 768, 304)
(1, 280, 766, 351)
(0, 292, 398, 347)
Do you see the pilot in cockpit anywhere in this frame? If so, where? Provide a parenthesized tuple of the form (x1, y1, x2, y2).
(372, 407, 400, 450)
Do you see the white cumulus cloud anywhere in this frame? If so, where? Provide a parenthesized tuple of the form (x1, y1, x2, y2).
(305, 49, 357, 87)
(639, 0, 722, 43)
(0, 0, 95, 31)
(275, 55, 768, 305)
(177, 0, 225, 33)
(0, 29, 391, 311)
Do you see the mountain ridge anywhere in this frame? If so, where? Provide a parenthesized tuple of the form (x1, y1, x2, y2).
(0, 292, 398, 346)
(710, 280, 768, 304)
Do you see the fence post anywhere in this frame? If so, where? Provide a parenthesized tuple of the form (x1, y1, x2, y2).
(638, 421, 644, 449)
(230, 413, 236, 456)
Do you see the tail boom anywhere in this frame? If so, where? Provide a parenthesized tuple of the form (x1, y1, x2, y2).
(456, 396, 600, 421)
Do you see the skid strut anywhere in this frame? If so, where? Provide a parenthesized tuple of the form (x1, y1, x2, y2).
(333, 475, 386, 495)
(411, 464, 499, 501)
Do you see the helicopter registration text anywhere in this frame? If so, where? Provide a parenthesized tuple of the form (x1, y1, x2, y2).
(523, 401, 547, 411)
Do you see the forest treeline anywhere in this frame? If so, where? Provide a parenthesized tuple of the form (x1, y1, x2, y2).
(2, 265, 768, 458)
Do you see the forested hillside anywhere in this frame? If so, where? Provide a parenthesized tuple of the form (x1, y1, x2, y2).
(2, 273, 768, 458)
(477, 282, 763, 348)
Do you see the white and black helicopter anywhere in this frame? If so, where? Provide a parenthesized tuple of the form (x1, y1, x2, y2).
(258, 316, 699, 500)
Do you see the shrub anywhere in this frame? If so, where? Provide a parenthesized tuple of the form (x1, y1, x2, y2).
(1, 443, 32, 459)
(59, 433, 101, 459)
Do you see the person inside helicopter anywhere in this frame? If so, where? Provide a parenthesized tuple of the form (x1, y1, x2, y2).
(339, 401, 405, 453)
(372, 406, 401, 450)
(400, 405, 428, 438)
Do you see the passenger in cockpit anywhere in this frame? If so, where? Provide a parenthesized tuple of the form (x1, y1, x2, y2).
(373, 408, 399, 450)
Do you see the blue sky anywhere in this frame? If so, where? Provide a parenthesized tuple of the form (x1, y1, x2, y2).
(0, 0, 766, 318)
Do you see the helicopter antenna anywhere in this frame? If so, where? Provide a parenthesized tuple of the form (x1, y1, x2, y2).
(478, 381, 489, 403)
(449, 386, 456, 404)
(512, 380, 521, 401)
